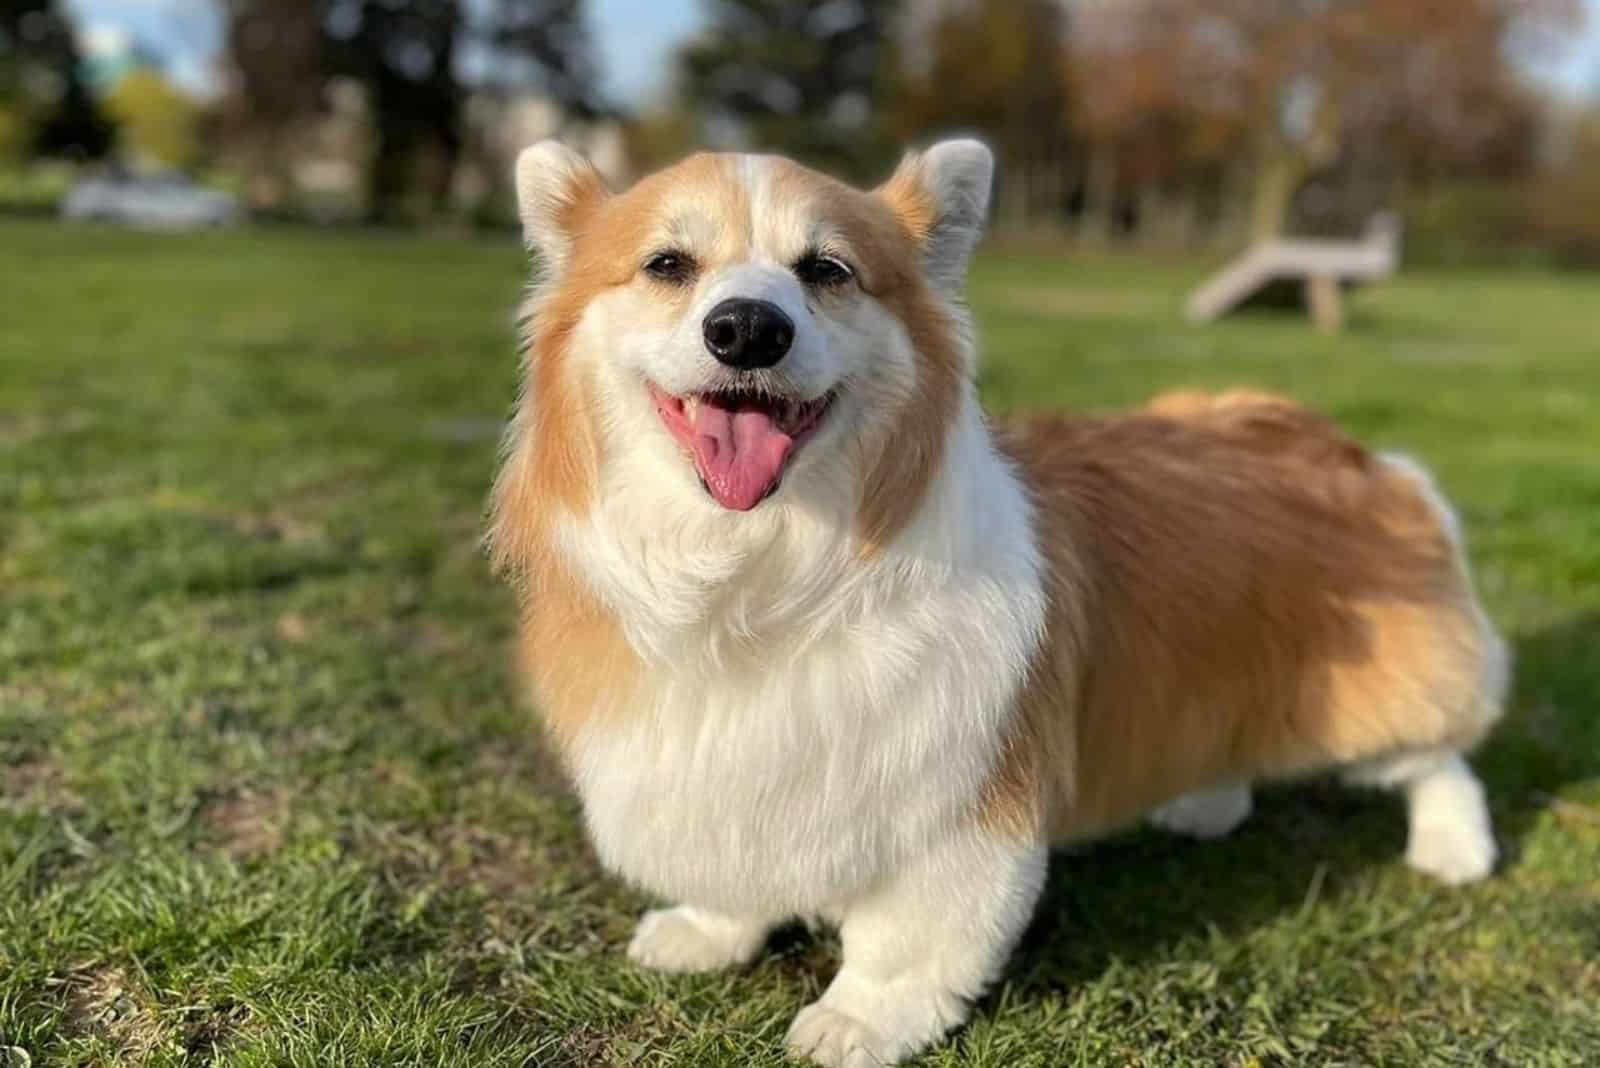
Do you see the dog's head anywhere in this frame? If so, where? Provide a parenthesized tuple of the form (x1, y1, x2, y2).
(495, 141, 992, 569)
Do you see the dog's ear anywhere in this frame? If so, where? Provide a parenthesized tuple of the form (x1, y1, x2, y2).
(878, 139, 994, 295)
(514, 140, 609, 275)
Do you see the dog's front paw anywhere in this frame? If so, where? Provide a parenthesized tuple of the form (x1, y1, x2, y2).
(785, 1003, 899, 1068)
(784, 974, 965, 1067)
(626, 906, 767, 974)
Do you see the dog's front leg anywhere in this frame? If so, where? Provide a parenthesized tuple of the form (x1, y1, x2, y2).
(785, 828, 1046, 1067)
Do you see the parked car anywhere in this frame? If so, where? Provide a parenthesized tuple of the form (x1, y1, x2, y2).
(61, 171, 243, 229)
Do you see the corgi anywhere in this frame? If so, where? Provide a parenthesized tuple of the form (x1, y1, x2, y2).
(489, 140, 1507, 1067)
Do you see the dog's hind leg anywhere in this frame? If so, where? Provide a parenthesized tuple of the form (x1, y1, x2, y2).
(627, 906, 774, 974)
(1331, 455, 1505, 886)
(1147, 781, 1254, 840)
(1343, 749, 1497, 885)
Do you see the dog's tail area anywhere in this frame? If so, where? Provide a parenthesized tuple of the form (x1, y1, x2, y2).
(1379, 452, 1511, 736)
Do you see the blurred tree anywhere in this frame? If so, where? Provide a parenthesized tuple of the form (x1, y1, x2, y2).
(621, 106, 700, 174)
(1071, 0, 1579, 243)
(478, 0, 600, 112)
(1527, 103, 1600, 265)
(103, 66, 200, 169)
(678, 0, 900, 180)
(0, 97, 22, 161)
(0, 0, 113, 161)
(221, 0, 600, 223)
(221, 0, 326, 210)
(322, 0, 465, 223)
(461, 0, 603, 216)
(1229, 0, 1573, 240)
(1069, 2, 1251, 243)
(891, 0, 1070, 225)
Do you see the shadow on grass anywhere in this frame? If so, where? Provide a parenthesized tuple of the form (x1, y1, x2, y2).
(999, 610, 1600, 996)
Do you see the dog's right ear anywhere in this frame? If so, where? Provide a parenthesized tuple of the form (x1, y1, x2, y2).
(877, 139, 994, 296)
(514, 141, 609, 274)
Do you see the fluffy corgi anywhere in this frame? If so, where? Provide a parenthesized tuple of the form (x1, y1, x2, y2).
(490, 140, 1507, 1067)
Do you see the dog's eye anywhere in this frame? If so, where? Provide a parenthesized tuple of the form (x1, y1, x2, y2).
(793, 253, 853, 288)
(643, 251, 696, 285)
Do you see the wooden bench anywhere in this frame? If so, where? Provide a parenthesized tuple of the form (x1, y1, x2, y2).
(1186, 214, 1400, 332)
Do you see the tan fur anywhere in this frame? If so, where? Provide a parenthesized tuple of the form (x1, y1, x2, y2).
(513, 550, 640, 758)
(984, 390, 1499, 841)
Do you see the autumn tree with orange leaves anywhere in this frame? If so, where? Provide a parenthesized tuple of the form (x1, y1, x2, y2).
(1069, 0, 1579, 243)
(890, 0, 1072, 226)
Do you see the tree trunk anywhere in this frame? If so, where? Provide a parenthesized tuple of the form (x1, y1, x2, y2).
(1078, 144, 1118, 245)
(368, 119, 410, 225)
(1250, 146, 1306, 244)
(243, 125, 297, 215)
(1250, 81, 1346, 244)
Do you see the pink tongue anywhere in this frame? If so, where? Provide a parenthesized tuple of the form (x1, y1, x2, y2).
(690, 400, 794, 511)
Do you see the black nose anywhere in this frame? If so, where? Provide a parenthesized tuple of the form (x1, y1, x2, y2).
(702, 298, 794, 369)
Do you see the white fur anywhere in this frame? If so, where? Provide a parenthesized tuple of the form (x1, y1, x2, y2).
(514, 140, 599, 272)
(785, 830, 1046, 1067)
(902, 139, 994, 294)
(1344, 749, 1498, 884)
(1148, 782, 1254, 839)
(566, 392, 1045, 915)
(627, 905, 771, 973)
(1399, 754, 1498, 884)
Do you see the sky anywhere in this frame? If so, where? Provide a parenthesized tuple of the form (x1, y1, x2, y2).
(60, 0, 706, 104)
(61, 0, 1600, 108)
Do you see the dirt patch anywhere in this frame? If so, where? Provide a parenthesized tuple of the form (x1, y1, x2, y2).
(203, 788, 289, 860)
(0, 410, 96, 448)
(180, 1001, 251, 1061)
(0, 757, 84, 813)
(549, 1025, 617, 1067)
(273, 612, 312, 643)
(2, 759, 61, 795)
(228, 509, 327, 546)
(53, 965, 251, 1064)
(441, 824, 549, 897)
(55, 966, 168, 1063)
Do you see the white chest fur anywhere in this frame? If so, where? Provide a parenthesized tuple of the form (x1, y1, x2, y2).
(561, 403, 1047, 916)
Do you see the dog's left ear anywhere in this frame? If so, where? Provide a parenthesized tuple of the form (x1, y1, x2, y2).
(514, 140, 609, 276)
(878, 138, 994, 295)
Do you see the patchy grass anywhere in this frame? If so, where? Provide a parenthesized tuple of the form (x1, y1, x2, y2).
(2, 218, 1597, 1067)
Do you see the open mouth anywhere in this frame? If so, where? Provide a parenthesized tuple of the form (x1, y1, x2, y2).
(648, 383, 835, 511)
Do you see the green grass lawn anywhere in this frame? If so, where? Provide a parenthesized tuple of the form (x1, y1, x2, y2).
(2, 218, 1597, 1067)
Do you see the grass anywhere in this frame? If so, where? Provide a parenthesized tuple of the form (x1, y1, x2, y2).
(1, 217, 1597, 1067)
